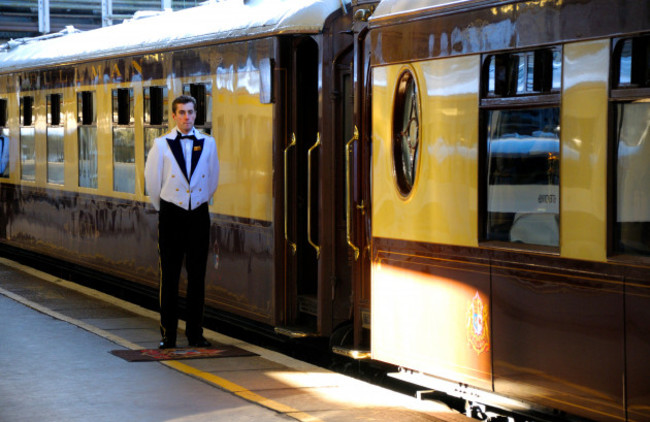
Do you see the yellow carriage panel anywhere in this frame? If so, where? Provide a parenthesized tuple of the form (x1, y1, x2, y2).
(372, 56, 480, 246)
(212, 69, 274, 223)
(560, 40, 609, 262)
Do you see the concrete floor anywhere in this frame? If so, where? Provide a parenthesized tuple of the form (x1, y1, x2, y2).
(0, 258, 473, 422)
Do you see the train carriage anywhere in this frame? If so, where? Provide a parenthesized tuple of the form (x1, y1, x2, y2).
(0, 0, 357, 343)
(361, 0, 650, 421)
(1, 0, 650, 421)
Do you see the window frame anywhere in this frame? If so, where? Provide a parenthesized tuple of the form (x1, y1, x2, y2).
(77, 90, 98, 189)
(0, 98, 8, 127)
(111, 87, 136, 194)
(608, 35, 650, 260)
(478, 46, 563, 253)
(19, 95, 36, 182)
(0, 98, 9, 178)
(143, 85, 168, 196)
(46, 93, 65, 185)
(391, 67, 421, 198)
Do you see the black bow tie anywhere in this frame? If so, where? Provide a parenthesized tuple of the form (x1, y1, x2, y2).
(178, 134, 196, 141)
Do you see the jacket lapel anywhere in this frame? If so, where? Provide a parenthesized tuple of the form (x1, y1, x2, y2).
(189, 138, 204, 179)
(166, 135, 189, 182)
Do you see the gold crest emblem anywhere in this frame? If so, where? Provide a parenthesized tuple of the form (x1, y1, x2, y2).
(467, 291, 490, 355)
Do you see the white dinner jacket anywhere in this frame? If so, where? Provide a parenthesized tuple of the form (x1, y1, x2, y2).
(144, 127, 219, 211)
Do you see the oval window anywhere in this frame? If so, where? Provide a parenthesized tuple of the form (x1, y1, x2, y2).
(392, 70, 420, 196)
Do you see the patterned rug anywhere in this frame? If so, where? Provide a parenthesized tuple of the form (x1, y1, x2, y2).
(110, 345, 257, 362)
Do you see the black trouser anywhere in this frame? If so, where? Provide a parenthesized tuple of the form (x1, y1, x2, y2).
(158, 199, 210, 342)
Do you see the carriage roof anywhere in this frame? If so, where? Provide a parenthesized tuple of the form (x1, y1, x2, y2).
(0, 0, 349, 73)
(372, 0, 477, 19)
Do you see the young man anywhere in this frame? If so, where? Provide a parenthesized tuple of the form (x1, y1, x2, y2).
(144, 95, 219, 349)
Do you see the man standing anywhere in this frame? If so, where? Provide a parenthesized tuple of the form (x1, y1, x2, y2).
(144, 95, 219, 349)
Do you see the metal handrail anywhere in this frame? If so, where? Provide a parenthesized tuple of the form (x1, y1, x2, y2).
(307, 132, 321, 258)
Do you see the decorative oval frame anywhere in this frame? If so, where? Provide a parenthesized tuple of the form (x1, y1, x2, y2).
(391, 67, 421, 198)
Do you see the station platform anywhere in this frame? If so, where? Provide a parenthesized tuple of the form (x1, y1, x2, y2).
(0, 258, 473, 422)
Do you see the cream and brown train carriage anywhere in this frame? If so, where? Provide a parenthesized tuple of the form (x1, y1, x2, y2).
(356, 0, 650, 421)
(0, 0, 358, 343)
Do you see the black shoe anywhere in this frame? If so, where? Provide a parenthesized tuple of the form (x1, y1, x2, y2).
(159, 338, 176, 349)
(188, 337, 211, 348)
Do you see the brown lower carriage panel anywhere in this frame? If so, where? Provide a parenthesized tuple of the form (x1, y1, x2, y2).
(491, 260, 625, 421)
(0, 184, 276, 326)
(371, 237, 646, 422)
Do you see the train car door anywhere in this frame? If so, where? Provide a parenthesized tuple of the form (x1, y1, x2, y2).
(277, 36, 321, 337)
(277, 8, 355, 339)
(334, 2, 376, 357)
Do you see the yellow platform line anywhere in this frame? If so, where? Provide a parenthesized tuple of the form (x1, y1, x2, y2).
(164, 360, 323, 422)
(0, 258, 323, 422)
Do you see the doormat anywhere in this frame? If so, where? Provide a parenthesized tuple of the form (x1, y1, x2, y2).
(110, 345, 257, 362)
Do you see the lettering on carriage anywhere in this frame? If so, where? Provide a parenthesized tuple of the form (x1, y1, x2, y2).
(19, 72, 39, 90)
(538, 194, 557, 204)
(75, 65, 102, 85)
(131, 59, 143, 79)
(40, 68, 74, 88)
(111, 63, 123, 81)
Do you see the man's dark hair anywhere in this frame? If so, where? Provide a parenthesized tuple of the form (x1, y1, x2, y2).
(172, 95, 197, 114)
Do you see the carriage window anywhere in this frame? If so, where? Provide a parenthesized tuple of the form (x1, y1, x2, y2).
(47, 94, 64, 185)
(20, 96, 35, 182)
(112, 88, 135, 194)
(484, 47, 562, 97)
(78, 91, 97, 189)
(614, 35, 650, 88)
(612, 35, 650, 256)
(144, 86, 168, 196)
(144, 86, 168, 126)
(481, 47, 561, 248)
(0, 99, 7, 127)
(183, 83, 212, 134)
(392, 69, 420, 197)
(485, 108, 560, 246)
(112, 88, 134, 125)
(0, 98, 9, 178)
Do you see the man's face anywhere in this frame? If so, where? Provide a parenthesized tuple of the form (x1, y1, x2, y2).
(172, 102, 196, 134)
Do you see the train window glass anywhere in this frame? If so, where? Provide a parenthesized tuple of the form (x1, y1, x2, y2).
(483, 47, 561, 97)
(0, 98, 7, 127)
(47, 94, 62, 126)
(183, 83, 212, 134)
(46, 94, 64, 185)
(47, 127, 64, 185)
(20, 96, 33, 126)
(614, 35, 650, 88)
(392, 69, 420, 197)
(611, 35, 650, 256)
(0, 128, 8, 178)
(20, 96, 35, 181)
(79, 127, 98, 188)
(0, 99, 8, 178)
(618, 39, 633, 85)
(485, 107, 560, 246)
(259, 58, 273, 104)
(112, 88, 134, 126)
(113, 128, 135, 193)
(20, 128, 35, 182)
(111, 88, 135, 193)
(615, 101, 650, 255)
(77, 91, 97, 189)
(144, 86, 168, 126)
(614, 101, 650, 255)
(0, 98, 8, 178)
(77, 91, 96, 125)
(143, 86, 168, 196)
